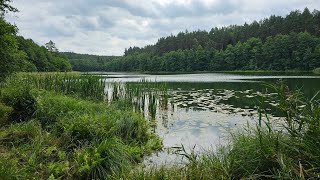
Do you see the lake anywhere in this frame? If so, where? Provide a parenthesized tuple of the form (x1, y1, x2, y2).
(97, 72, 320, 165)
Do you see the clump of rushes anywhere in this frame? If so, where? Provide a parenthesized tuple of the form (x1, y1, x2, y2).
(0, 72, 162, 179)
(106, 80, 169, 121)
(127, 83, 320, 179)
(4, 72, 106, 101)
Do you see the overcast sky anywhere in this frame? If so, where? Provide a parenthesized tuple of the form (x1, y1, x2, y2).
(6, 0, 320, 56)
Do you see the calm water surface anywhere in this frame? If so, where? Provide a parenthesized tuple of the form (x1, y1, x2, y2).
(98, 72, 320, 165)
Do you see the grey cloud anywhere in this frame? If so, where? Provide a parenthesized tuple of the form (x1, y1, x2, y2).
(97, 16, 115, 29)
(43, 25, 74, 37)
(6, 0, 320, 55)
(51, 0, 157, 17)
(158, 0, 237, 18)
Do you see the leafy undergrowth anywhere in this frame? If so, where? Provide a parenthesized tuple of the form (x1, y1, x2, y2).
(314, 67, 320, 74)
(0, 73, 162, 179)
(128, 84, 320, 179)
(1, 73, 319, 179)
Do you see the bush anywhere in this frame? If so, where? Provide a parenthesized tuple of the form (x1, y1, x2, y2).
(0, 85, 36, 123)
(0, 120, 43, 179)
(34, 91, 152, 145)
(313, 67, 320, 74)
(75, 138, 132, 179)
(0, 102, 12, 125)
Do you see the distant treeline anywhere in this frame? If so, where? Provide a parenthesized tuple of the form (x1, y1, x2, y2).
(105, 32, 320, 71)
(61, 52, 118, 71)
(69, 8, 320, 72)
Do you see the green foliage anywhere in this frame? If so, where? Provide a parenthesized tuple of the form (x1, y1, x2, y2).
(0, 120, 41, 147)
(61, 52, 119, 71)
(0, 71, 319, 179)
(0, 158, 26, 180)
(3, 73, 105, 101)
(0, 73, 162, 179)
(75, 138, 131, 179)
(0, 82, 36, 123)
(1, 1, 70, 80)
(0, 102, 12, 124)
(17, 36, 72, 72)
(34, 90, 152, 146)
(0, 0, 18, 16)
(97, 32, 320, 72)
(130, 8, 320, 56)
(45, 40, 58, 52)
(314, 67, 320, 74)
(0, 18, 26, 81)
(69, 8, 320, 73)
(0, 120, 42, 179)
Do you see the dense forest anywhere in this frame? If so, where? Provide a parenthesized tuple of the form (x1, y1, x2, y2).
(61, 52, 118, 71)
(0, 1, 71, 80)
(70, 8, 320, 72)
(17, 37, 72, 72)
(104, 32, 320, 71)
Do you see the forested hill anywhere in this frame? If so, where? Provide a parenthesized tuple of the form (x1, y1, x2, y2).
(1, 18, 72, 80)
(125, 8, 320, 56)
(1, 0, 72, 80)
(61, 52, 119, 71)
(17, 36, 72, 72)
(90, 8, 320, 72)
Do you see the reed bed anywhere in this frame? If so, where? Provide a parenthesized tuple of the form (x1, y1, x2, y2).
(1, 72, 319, 179)
(105, 80, 170, 121)
(3, 73, 171, 121)
(5, 72, 106, 101)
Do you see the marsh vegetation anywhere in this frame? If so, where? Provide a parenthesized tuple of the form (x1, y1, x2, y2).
(0, 72, 319, 179)
(128, 83, 320, 179)
(0, 73, 162, 179)
(1, 0, 320, 179)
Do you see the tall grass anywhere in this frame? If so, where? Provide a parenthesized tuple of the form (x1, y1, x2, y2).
(0, 73, 162, 179)
(104, 80, 171, 146)
(0, 90, 162, 179)
(3, 72, 319, 179)
(106, 80, 170, 121)
(4, 72, 106, 101)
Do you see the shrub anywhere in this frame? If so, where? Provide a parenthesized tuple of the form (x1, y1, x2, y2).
(0, 102, 12, 125)
(75, 138, 132, 179)
(313, 67, 320, 74)
(0, 85, 36, 123)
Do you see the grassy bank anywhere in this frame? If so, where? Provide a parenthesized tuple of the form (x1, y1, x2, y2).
(0, 73, 161, 179)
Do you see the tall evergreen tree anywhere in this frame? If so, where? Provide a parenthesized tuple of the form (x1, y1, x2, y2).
(45, 40, 58, 52)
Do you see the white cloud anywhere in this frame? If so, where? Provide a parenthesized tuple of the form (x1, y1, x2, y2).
(6, 0, 320, 55)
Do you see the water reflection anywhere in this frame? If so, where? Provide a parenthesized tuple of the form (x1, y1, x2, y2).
(101, 72, 320, 166)
(100, 73, 320, 83)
